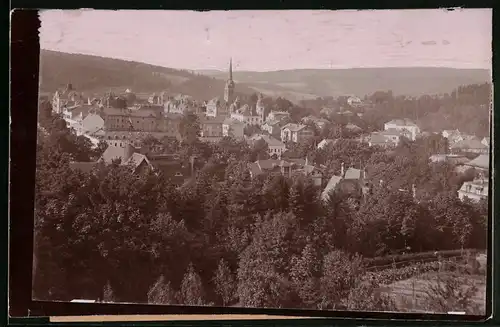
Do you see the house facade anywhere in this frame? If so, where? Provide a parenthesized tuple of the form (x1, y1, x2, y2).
(384, 119, 420, 141)
(458, 178, 488, 202)
(249, 134, 287, 159)
(280, 124, 315, 143)
(222, 118, 245, 140)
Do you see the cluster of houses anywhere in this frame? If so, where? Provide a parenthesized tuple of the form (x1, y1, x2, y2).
(48, 59, 490, 204)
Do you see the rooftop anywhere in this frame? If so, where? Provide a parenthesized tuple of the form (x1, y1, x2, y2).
(451, 139, 488, 150)
(282, 123, 308, 132)
(385, 118, 418, 127)
(465, 154, 490, 170)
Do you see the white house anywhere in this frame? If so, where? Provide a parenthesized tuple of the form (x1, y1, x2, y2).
(317, 139, 337, 149)
(230, 104, 263, 126)
(81, 112, 105, 135)
(347, 96, 363, 107)
(248, 134, 287, 158)
(266, 111, 290, 123)
(281, 123, 315, 143)
(458, 178, 488, 202)
(384, 119, 420, 141)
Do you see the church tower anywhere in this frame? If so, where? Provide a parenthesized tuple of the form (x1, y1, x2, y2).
(224, 58, 235, 103)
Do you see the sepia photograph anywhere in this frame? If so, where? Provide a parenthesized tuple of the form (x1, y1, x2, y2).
(34, 9, 491, 315)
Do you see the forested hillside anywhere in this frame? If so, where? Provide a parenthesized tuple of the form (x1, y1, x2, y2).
(200, 67, 490, 98)
(39, 50, 256, 100)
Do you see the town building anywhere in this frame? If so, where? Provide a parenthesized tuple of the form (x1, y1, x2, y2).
(347, 96, 363, 107)
(52, 83, 86, 114)
(482, 137, 490, 148)
(458, 177, 488, 202)
(345, 123, 362, 134)
(280, 123, 315, 143)
(81, 112, 105, 135)
(247, 158, 322, 186)
(321, 163, 368, 201)
(442, 129, 462, 142)
(367, 129, 410, 148)
(301, 116, 330, 130)
(317, 139, 338, 149)
(248, 134, 287, 159)
(266, 111, 290, 123)
(463, 154, 489, 172)
(222, 118, 245, 140)
(261, 119, 287, 139)
(205, 59, 237, 118)
(429, 154, 470, 165)
(384, 118, 420, 141)
(199, 115, 225, 142)
(230, 103, 264, 126)
(450, 138, 489, 154)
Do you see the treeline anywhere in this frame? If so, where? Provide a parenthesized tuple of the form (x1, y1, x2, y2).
(299, 83, 491, 137)
(33, 113, 488, 310)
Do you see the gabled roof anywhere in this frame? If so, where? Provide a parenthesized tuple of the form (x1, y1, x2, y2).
(281, 123, 308, 132)
(344, 167, 361, 180)
(100, 144, 136, 164)
(200, 115, 226, 124)
(369, 133, 389, 144)
(382, 128, 407, 137)
(223, 117, 245, 126)
(322, 175, 343, 200)
(123, 152, 151, 170)
(248, 162, 263, 176)
(451, 139, 488, 150)
(317, 139, 337, 149)
(465, 154, 490, 170)
(346, 123, 362, 131)
(385, 118, 417, 127)
(250, 134, 285, 147)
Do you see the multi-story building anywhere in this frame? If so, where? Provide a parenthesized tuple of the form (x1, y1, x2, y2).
(222, 118, 245, 140)
(281, 123, 315, 143)
(458, 178, 488, 202)
(384, 118, 420, 141)
(52, 83, 86, 114)
(230, 104, 264, 126)
(200, 115, 225, 142)
(267, 111, 290, 123)
(248, 134, 287, 159)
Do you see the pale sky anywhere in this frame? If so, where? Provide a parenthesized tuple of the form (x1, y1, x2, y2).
(39, 9, 492, 72)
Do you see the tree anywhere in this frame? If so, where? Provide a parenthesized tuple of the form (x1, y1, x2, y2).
(179, 263, 206, 306)
(213, 258, 236, 306)
(102, 281, 116, 302)
(250, 138, 269, 161)
(289, 242, 321, 308)
(319, 250, 364, 310)
(236, 212, 300, 308)
(179, 112, 201, 144)
(147, 275, 177, 305)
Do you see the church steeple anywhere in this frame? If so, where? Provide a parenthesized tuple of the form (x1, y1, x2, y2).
(224, 58, 235, 103)
(229, 57, 233, 81)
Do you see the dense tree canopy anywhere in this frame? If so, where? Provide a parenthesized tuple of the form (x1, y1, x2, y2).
(33, 83, 489, 312)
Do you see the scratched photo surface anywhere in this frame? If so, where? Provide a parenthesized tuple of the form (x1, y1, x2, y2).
(35, 9, 491, 315)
